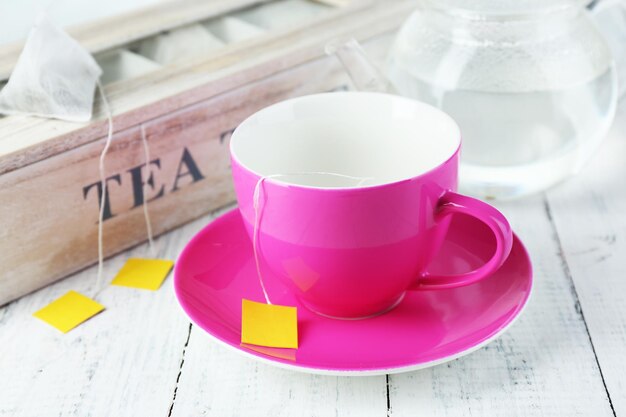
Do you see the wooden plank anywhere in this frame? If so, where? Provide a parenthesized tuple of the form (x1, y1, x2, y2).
(0, 0, 412, 174)
(0, 0, 271, 80)
(388, 195, 614, 416)
(545, 103, 626, 415)
(0, 32, 393, 306)
(170, 328, 387, 416)
(0, 209, 223, 417)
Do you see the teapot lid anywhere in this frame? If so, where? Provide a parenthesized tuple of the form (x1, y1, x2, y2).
(425, 0, 590, 18)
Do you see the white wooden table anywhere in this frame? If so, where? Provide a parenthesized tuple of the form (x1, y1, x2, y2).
(1, 103, 625, 417)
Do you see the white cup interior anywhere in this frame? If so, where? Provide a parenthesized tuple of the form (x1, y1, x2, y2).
(230, 92, 461, 188)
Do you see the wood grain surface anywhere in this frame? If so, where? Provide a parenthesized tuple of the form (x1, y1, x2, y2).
(1, 107, 624, 414)
(1, 13, 625, 417)
(545, 104, 626, 417)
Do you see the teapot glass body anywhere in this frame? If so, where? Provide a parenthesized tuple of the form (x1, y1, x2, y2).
(387, 0, 617, 199)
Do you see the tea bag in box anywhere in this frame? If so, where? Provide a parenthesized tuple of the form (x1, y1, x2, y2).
(0, 14, 102, 122)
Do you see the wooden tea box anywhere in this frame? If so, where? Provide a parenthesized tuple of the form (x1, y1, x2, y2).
(0, 0, 416, 305)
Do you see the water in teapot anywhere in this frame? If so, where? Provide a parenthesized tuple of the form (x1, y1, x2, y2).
(387, 67, 615, 199)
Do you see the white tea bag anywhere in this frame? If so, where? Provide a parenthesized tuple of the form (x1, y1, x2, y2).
(0, 15, 102, 122)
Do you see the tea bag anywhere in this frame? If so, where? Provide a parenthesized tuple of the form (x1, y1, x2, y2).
(241, 172, 371, 349)
(4, 15, 171, 332)
(0, 14, 102, 121)
(6, 15, 109, 331)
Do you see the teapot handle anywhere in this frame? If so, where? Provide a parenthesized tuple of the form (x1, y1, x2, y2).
(591, 0, 626, 97)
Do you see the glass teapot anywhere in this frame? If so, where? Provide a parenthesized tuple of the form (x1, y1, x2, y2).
(383, 0, 626, 199)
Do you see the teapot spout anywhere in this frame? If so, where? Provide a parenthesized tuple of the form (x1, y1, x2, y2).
(325, 38, 396, 94)
(591, 0, 626, 96)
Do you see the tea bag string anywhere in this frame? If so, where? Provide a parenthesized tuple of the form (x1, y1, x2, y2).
(139, 124, 157, 257)
(252, 172, 372, 304)
(94, 80, 113, 298)
(93, 81, 156, 297)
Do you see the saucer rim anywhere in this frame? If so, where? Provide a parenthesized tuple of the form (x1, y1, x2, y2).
(176, 285, 532, 376)
(174, 209, 533, 376)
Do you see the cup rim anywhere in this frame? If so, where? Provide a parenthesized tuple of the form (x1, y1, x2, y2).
(229, 91, 462, 191)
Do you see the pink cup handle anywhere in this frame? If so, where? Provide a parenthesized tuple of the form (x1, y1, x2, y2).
(410, 191, 514, 290)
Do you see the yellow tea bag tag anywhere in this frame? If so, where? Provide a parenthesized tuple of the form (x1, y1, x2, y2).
(111, 258, 174, 290)
(241, 299, 298, 348)
(33, 290, 105, 333)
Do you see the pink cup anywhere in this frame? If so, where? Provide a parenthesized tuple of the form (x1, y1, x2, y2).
(230, 92, 513, 319)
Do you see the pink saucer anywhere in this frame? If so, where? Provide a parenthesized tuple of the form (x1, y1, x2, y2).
(174, 209, 532, 375)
